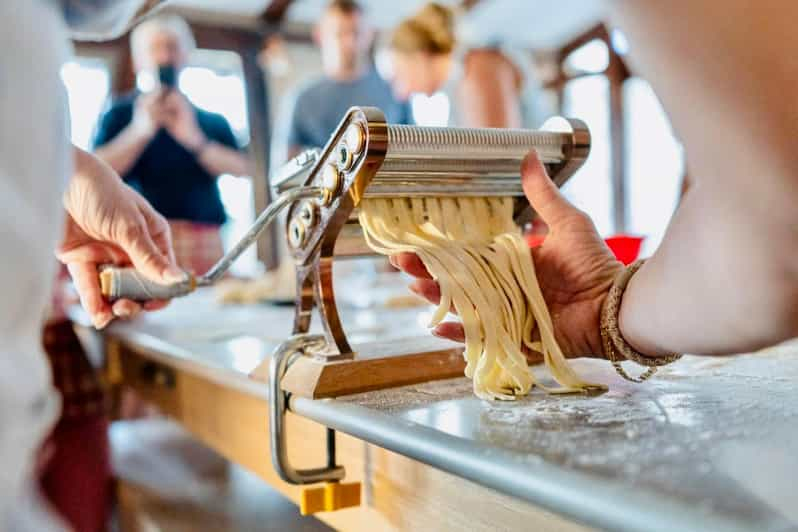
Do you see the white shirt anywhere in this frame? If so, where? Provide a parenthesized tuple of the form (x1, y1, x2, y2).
(0, 1, 145, 529)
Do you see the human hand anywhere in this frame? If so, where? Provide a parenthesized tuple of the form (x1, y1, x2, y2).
(392, 150, 623, 358)
(130, 90, 166, 140)
(57, 149, 185, 328)
(161, 90, 207, 152)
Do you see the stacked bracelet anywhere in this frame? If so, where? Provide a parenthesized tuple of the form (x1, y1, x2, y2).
(599, 259, 683, 383)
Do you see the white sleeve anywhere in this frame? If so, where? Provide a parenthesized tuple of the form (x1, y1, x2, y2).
(0, 2, 72, 530)
(60, 0, 150, 41)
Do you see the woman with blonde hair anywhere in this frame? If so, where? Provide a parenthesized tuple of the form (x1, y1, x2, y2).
(385, 2, 528, 128)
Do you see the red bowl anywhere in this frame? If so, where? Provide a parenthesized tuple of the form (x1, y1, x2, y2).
(525, 234, 644, 266)
(604, 235, 644, 265)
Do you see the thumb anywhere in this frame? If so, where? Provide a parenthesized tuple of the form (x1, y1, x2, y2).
(118, 220, 185, 284)
(521, 150, 581, 227)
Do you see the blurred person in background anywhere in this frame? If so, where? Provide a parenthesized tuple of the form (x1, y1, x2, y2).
(385, 2, 531, 129)
(279, 0, 412, 161)
(385, 2, 548, 240)
(94, 14, 251, 275)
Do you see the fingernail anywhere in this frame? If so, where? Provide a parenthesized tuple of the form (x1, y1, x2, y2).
(407, 280, 422, 295)
(164, 266, 188, 284)
(93, 313, 113, 330)
(115, 306, 132, 318)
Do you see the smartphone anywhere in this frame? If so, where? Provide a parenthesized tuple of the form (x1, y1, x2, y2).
(158, 64, 177, 89)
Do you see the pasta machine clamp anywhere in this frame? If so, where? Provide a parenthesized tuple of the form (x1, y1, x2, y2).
(269, 334, 361, 514)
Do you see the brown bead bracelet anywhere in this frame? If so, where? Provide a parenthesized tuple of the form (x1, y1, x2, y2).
(599, 259, 683, 383)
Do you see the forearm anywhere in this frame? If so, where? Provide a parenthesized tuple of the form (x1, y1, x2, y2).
(620, 189, 798, 356)
(72, 145, 106, 183)
(196, 143, 251, 177)
(93, 125, 151, 176)
(68, 146, 121, 210)
(607, 0, 798, 356)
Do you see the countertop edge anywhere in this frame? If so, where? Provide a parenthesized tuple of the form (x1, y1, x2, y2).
(291, 396, 753, 532)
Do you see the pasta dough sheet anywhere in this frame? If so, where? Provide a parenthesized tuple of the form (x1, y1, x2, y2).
(359, 196, 604, 400)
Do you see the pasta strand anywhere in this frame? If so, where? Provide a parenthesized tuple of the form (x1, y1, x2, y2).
(359, 197, 604, 400)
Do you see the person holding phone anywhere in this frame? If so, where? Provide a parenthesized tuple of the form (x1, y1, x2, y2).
(94, 14, 251, 274)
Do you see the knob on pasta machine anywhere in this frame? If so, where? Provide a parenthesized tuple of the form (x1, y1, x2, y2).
(322, 163, 342, 196)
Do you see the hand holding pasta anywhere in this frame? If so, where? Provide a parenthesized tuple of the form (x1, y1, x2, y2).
(371, 151, 623, 399)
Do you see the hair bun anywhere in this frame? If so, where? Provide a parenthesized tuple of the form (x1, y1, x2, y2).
(413, 3, 456, 51)
(390, 2, 456, 54)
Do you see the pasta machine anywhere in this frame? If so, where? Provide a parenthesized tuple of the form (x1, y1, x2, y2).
(266, 106, 590, 498)
(99, 106, 590, 500)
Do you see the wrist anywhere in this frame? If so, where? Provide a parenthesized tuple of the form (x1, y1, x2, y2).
(187, 134, 209, 156)
(599, 259, 682, 382)
(583, 261, 625, 360)
(587, 293, 611, 359)
(617, 273, 671, 358)
(130, 121, 156, 143)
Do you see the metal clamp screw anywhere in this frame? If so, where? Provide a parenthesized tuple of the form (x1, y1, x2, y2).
(336, 143, 354, 171)
(343, 123, 365, 155)
(298, 201, 318, 228)
(288, 218, 306, 249)
(322, 163, 342, 196)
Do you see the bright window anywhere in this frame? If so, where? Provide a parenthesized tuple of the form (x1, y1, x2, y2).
(625, 77, 683, 256)
(561, 75, 613, 236)
(563, 38, 609, 76)
(61, 58, 110, 150)
(410, 91, 450, 127)
(179, 53, 250, 144)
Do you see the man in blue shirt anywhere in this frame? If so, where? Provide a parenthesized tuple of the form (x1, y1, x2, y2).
(280, 0, 411, 160)
(94, 14, 250, 274)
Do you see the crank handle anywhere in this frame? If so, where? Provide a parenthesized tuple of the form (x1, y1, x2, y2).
(99, 267, 196, 302)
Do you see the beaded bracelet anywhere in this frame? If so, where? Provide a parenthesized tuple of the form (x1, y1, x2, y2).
(599, 259, 682, 382)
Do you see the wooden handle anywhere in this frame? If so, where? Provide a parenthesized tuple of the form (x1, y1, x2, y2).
(99, 267, 195, 301)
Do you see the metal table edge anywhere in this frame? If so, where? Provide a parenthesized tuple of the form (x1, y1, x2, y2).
(291, 396, 752, 532)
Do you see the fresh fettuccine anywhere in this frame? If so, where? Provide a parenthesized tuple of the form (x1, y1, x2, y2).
(359, 196, 604, 400)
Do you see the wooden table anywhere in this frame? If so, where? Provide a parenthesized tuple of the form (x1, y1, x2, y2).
(74, 289, 798, 532)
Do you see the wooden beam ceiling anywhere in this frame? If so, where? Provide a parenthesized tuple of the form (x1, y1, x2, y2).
(261, 0, 295, 26)
(460, 0, 483, 11)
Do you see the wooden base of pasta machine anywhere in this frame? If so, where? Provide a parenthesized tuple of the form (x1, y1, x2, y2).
(249, 335, 467, 399)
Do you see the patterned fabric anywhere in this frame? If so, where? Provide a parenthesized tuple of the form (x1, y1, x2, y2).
(40, 414, 110, 532)
(42, 320, 108, 421)
(169, 220, 224, 275)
